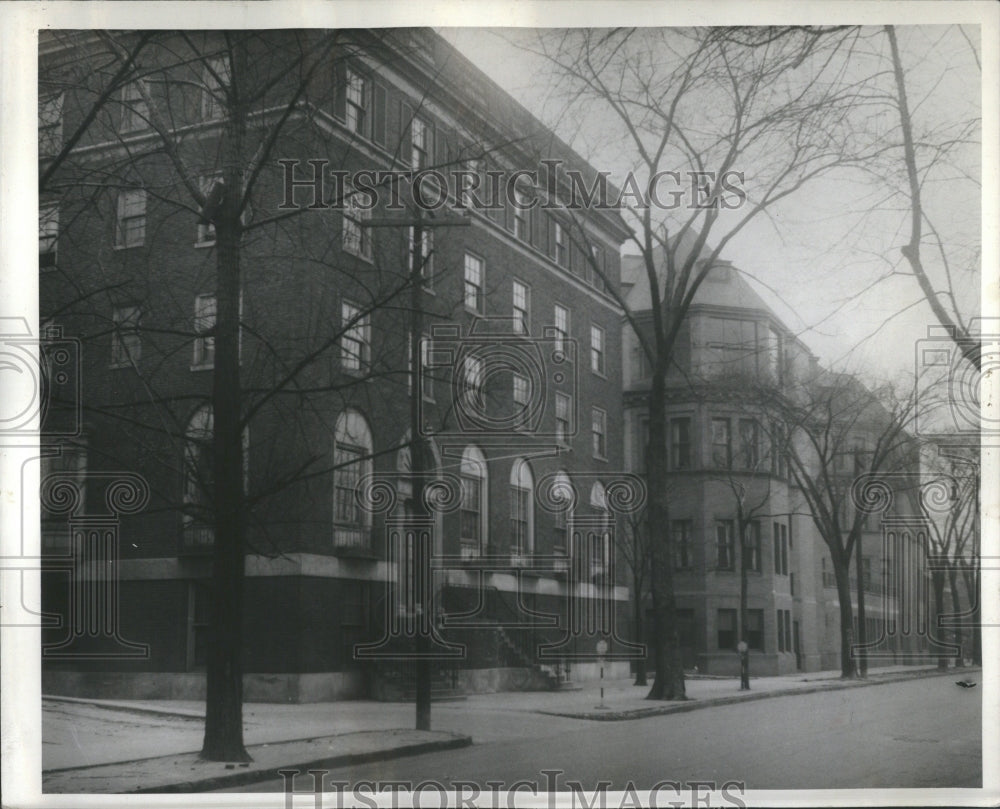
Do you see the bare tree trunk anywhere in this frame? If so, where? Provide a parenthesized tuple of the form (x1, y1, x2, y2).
(633, 567, 647, 686)
(931, 569, 948, 670)
(948, 566, 964, 667)
(855, 540, 867, 677)
(201, 40, 250, 763)
(645, 368, 684, 700)
(833, 552, 856, 679)
(739, 518, 749, 689)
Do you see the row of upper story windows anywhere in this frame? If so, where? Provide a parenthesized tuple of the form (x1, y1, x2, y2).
(40, 54, 618, 298)
(633, 414, 790, 477)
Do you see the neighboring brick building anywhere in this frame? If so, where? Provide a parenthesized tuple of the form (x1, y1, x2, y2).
(621, 243, 932, 676)
(39, 28, 634, 701)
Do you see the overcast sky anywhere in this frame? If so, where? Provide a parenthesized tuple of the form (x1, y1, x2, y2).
(440, 26, 983, 385)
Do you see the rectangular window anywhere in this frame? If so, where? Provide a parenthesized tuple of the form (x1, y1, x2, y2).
(553, 304, 569, 352)
(192, 294, 216, 368)
(196, 175, 222, 245)
(461, 356, 483, 410)
(591, 407, 607, 459)
(420, 335, 434, 401)
(704, 317, 758, 376)
(717, 608, 737, 650)
(780, 523, 789, 575)
(711, 418, 731, 468)
(555, 392, 571, 445)
(39, 203, 59, 269)
(513, 188, 530, 241)
(784, 609, 792, 652)
(115, 189, 146, 248)
(342, 190, 372, 260)
(464, 253, 484, 313)
(743, 521, 761, 572)
(672, 519, 692, 569)
(39, 93, 64, 157)
(110, 305, 141, 368)
(509, 279, 529, 335)
(341, 300, 371, 372)
(202, 56, 230, 121)
(770, 421, 788, 477)
(120, 81, 149, 133)
(777, 609, 785, 652)
(553, 220, 567, 266)
(716, 520, 734, 570)
(738, 418, 759, 469)
(408, 226, 434, 289)
(345, 68, 369, 136)
(773, 522, 782, 575)
(590, 324, 605, 375)
(670, 417, 691, 470)
(512, 373, 529, 407)
(410, 116, 430, 170)
(746, 609, 764, 651)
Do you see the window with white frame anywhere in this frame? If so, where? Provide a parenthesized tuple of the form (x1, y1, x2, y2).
(464, 253, 484, 313)
(591, 407, 607, 459)
(115, 189, 146, 248)
(344, 68, 369, 136)
(460, 355, 484, 412)
(590, 324, 605, 375)
(511, 373, 531, 430)
(201, 55, 231, 121)
(196, 175, 222, 245)
(553, 220, 567, 267)
(513, 188, 529, 241)
(333, 410, 373, 548)
(410, 116, 430, 170)
(110, 305, 141, 368)
(408, 226, 434, 289)
(342, 189, 372, 260)
(512, 280, 529, 334)
(589, 481, 611, 576)
(340, 300, 371, 372)
(119, 81, 149, 133)
(553, 304, 569, 353)
(716, 519, 735, 569)
(555, 392, 572, 445)
(509, 459, 534, 556)
(39, 203, 59, 269)
(460, 445, 487, 557)
(192, 294, 216, 369)
(39, 93, 64, 157)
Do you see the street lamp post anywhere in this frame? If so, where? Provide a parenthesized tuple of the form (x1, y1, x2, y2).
(738, 640, 750, 690)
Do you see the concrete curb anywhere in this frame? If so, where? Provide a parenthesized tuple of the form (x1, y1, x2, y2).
(128, 733, 473, 794)
(536, 667, 968, 721)
(43, 694, 204, 721)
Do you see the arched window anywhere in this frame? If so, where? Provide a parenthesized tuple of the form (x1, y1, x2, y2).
(459, 445, 487, 558)
(589, 481, 611, 576)
(183, 405, 214, 546)
(509, 458, 534, 558)
(333, 409, 373, 548)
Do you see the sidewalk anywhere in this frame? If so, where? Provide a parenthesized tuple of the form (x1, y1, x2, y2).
(42, 663, 968, 793)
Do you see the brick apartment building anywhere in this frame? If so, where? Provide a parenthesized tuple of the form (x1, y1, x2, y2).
(621, 245, 934, 676)
(38, 28, 636, 701)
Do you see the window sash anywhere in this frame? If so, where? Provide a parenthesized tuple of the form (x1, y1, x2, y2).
(193, 294, 216, 367)
(716, 521, 734, 569)
(111, 306, 141, 367)
(591, 408, 606, 458)
(711, 418, 731, 468)
(333, 446, 363, 526)
(341, 301, 371, 371)
(116, 190, 146, 247)
(513, 281, 529, 333)
(555, 393, 571, 443)
(670, 418, 691, 470)
(590, 325, 605, 374)
(345, 69, 368, 135)
(464, 254, 484, 312)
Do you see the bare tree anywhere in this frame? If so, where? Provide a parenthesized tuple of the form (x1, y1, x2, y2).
(519, 25, 870, 699)
(763, 372, 920, 678)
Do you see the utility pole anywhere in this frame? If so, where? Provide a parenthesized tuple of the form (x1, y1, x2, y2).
(365, 209, 469, 730)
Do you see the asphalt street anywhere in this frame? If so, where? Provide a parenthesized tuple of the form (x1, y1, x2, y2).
(220, 675, 981, 792)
